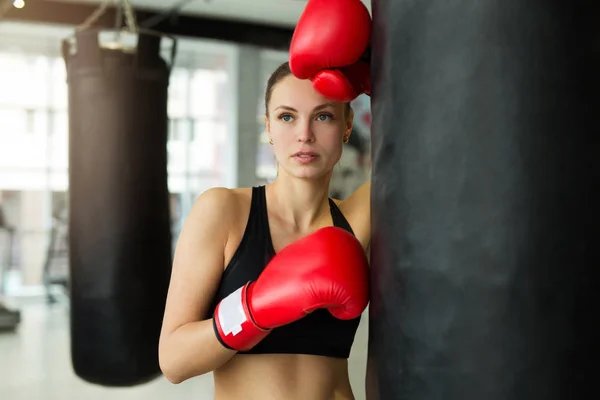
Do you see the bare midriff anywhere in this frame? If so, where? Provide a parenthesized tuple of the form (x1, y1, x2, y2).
(213, 353, 354, 400)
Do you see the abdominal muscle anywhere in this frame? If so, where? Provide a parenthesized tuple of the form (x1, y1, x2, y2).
(213, 353, 355, 400)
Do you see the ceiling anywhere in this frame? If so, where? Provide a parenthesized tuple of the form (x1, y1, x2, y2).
(52, 0, 372, 28)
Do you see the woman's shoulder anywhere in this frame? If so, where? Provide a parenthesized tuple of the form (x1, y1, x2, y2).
(336, 181, 371, 250)
(337, 181, 370, 213)
(175, 187, 255, 267)
(193, 186, 252, 207)
(190, 186, 253, 222)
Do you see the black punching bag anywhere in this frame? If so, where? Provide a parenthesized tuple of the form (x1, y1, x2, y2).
(63, 30, 176, 386)
(368, 1, 599, 399)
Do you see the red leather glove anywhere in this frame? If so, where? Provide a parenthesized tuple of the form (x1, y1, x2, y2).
(311, 61, 371, 103)
(213, 226, 370, 351)
(289, 0, 372, 102)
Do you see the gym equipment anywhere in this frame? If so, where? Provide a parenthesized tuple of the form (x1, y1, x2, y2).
(62, 28, 176, 387)
(42, 205, 69, 304)
(0, 227, 20, 331)
(368, 1, 599, 399)
(0, 303, 20, 331)
(0, 305, 20, 331)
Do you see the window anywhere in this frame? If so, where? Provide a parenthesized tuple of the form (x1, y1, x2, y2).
(0, 107, 27, 136)
(50, 57, 68, 111)
(255, 50, 289, 182)
(189, 120, 226, 172)
(166, 57, 234, 193)
(168, 68, 190, 119)
(52, 111, 68, 137)
(0, 54, 50, 109)
(189, 69, 226, 119)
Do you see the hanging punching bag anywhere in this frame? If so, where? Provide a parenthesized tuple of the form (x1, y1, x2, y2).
(63, 30, 176, 387)
(368, 1, 599, 399)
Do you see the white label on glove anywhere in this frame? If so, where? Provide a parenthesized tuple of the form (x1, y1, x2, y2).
(218, 287, 247, 336)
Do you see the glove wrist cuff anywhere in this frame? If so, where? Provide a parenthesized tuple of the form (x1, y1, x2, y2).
(213, 282, 270, 351)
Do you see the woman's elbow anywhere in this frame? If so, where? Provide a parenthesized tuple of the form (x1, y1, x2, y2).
(161, 365, 207, 385)
(159, 360, 179, 384)
(159, 341, 184, 384)
(162, 370, 184, 385)
(158, 344, 209, 384)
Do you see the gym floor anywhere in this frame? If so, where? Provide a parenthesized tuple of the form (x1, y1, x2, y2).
(0, 300, 369, 400)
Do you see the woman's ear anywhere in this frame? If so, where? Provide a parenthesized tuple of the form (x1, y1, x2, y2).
(264, 114, 270, 133)
(346, 107, 355, 133)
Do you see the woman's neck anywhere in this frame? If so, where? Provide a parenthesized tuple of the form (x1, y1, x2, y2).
(267, 173, 332, 230)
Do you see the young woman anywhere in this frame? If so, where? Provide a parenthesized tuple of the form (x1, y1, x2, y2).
(158, 62, 371, 400)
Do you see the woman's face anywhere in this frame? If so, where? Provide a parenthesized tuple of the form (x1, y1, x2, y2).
(265, 75, 353, 180)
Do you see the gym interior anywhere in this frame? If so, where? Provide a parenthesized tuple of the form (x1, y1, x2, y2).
(2, 0, 596, 399)
(0, 1, 373, 399)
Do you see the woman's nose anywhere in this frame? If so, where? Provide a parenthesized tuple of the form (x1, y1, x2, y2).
(297, 120, 315, 143)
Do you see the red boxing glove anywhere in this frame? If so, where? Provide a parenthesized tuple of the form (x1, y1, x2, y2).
(213, 227, 370, 351)
(312, 61, 371, 103)
(290, 0, 372, 102)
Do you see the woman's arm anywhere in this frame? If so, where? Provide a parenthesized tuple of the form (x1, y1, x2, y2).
(340, 180, 371, 249)
(158, 187, 238, 384)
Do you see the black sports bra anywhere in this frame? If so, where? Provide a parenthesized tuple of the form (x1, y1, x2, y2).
(207, 185, 362, 358)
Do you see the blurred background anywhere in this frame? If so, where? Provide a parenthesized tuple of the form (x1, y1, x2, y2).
(0, 0, 372, 399)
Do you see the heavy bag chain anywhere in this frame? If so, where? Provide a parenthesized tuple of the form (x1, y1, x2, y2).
(121, 0, 138, 33)
(77, 0, 139, 33)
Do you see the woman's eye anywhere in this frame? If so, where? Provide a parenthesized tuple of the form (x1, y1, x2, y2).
(278, 113, 294, 122)
(317, 113, 333, 121)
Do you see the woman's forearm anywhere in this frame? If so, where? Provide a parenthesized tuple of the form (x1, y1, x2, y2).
(159, 318, 237, 383)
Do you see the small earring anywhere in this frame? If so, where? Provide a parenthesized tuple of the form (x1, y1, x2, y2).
(269, 138, 273, 145)
(343, 136, 349, 144)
